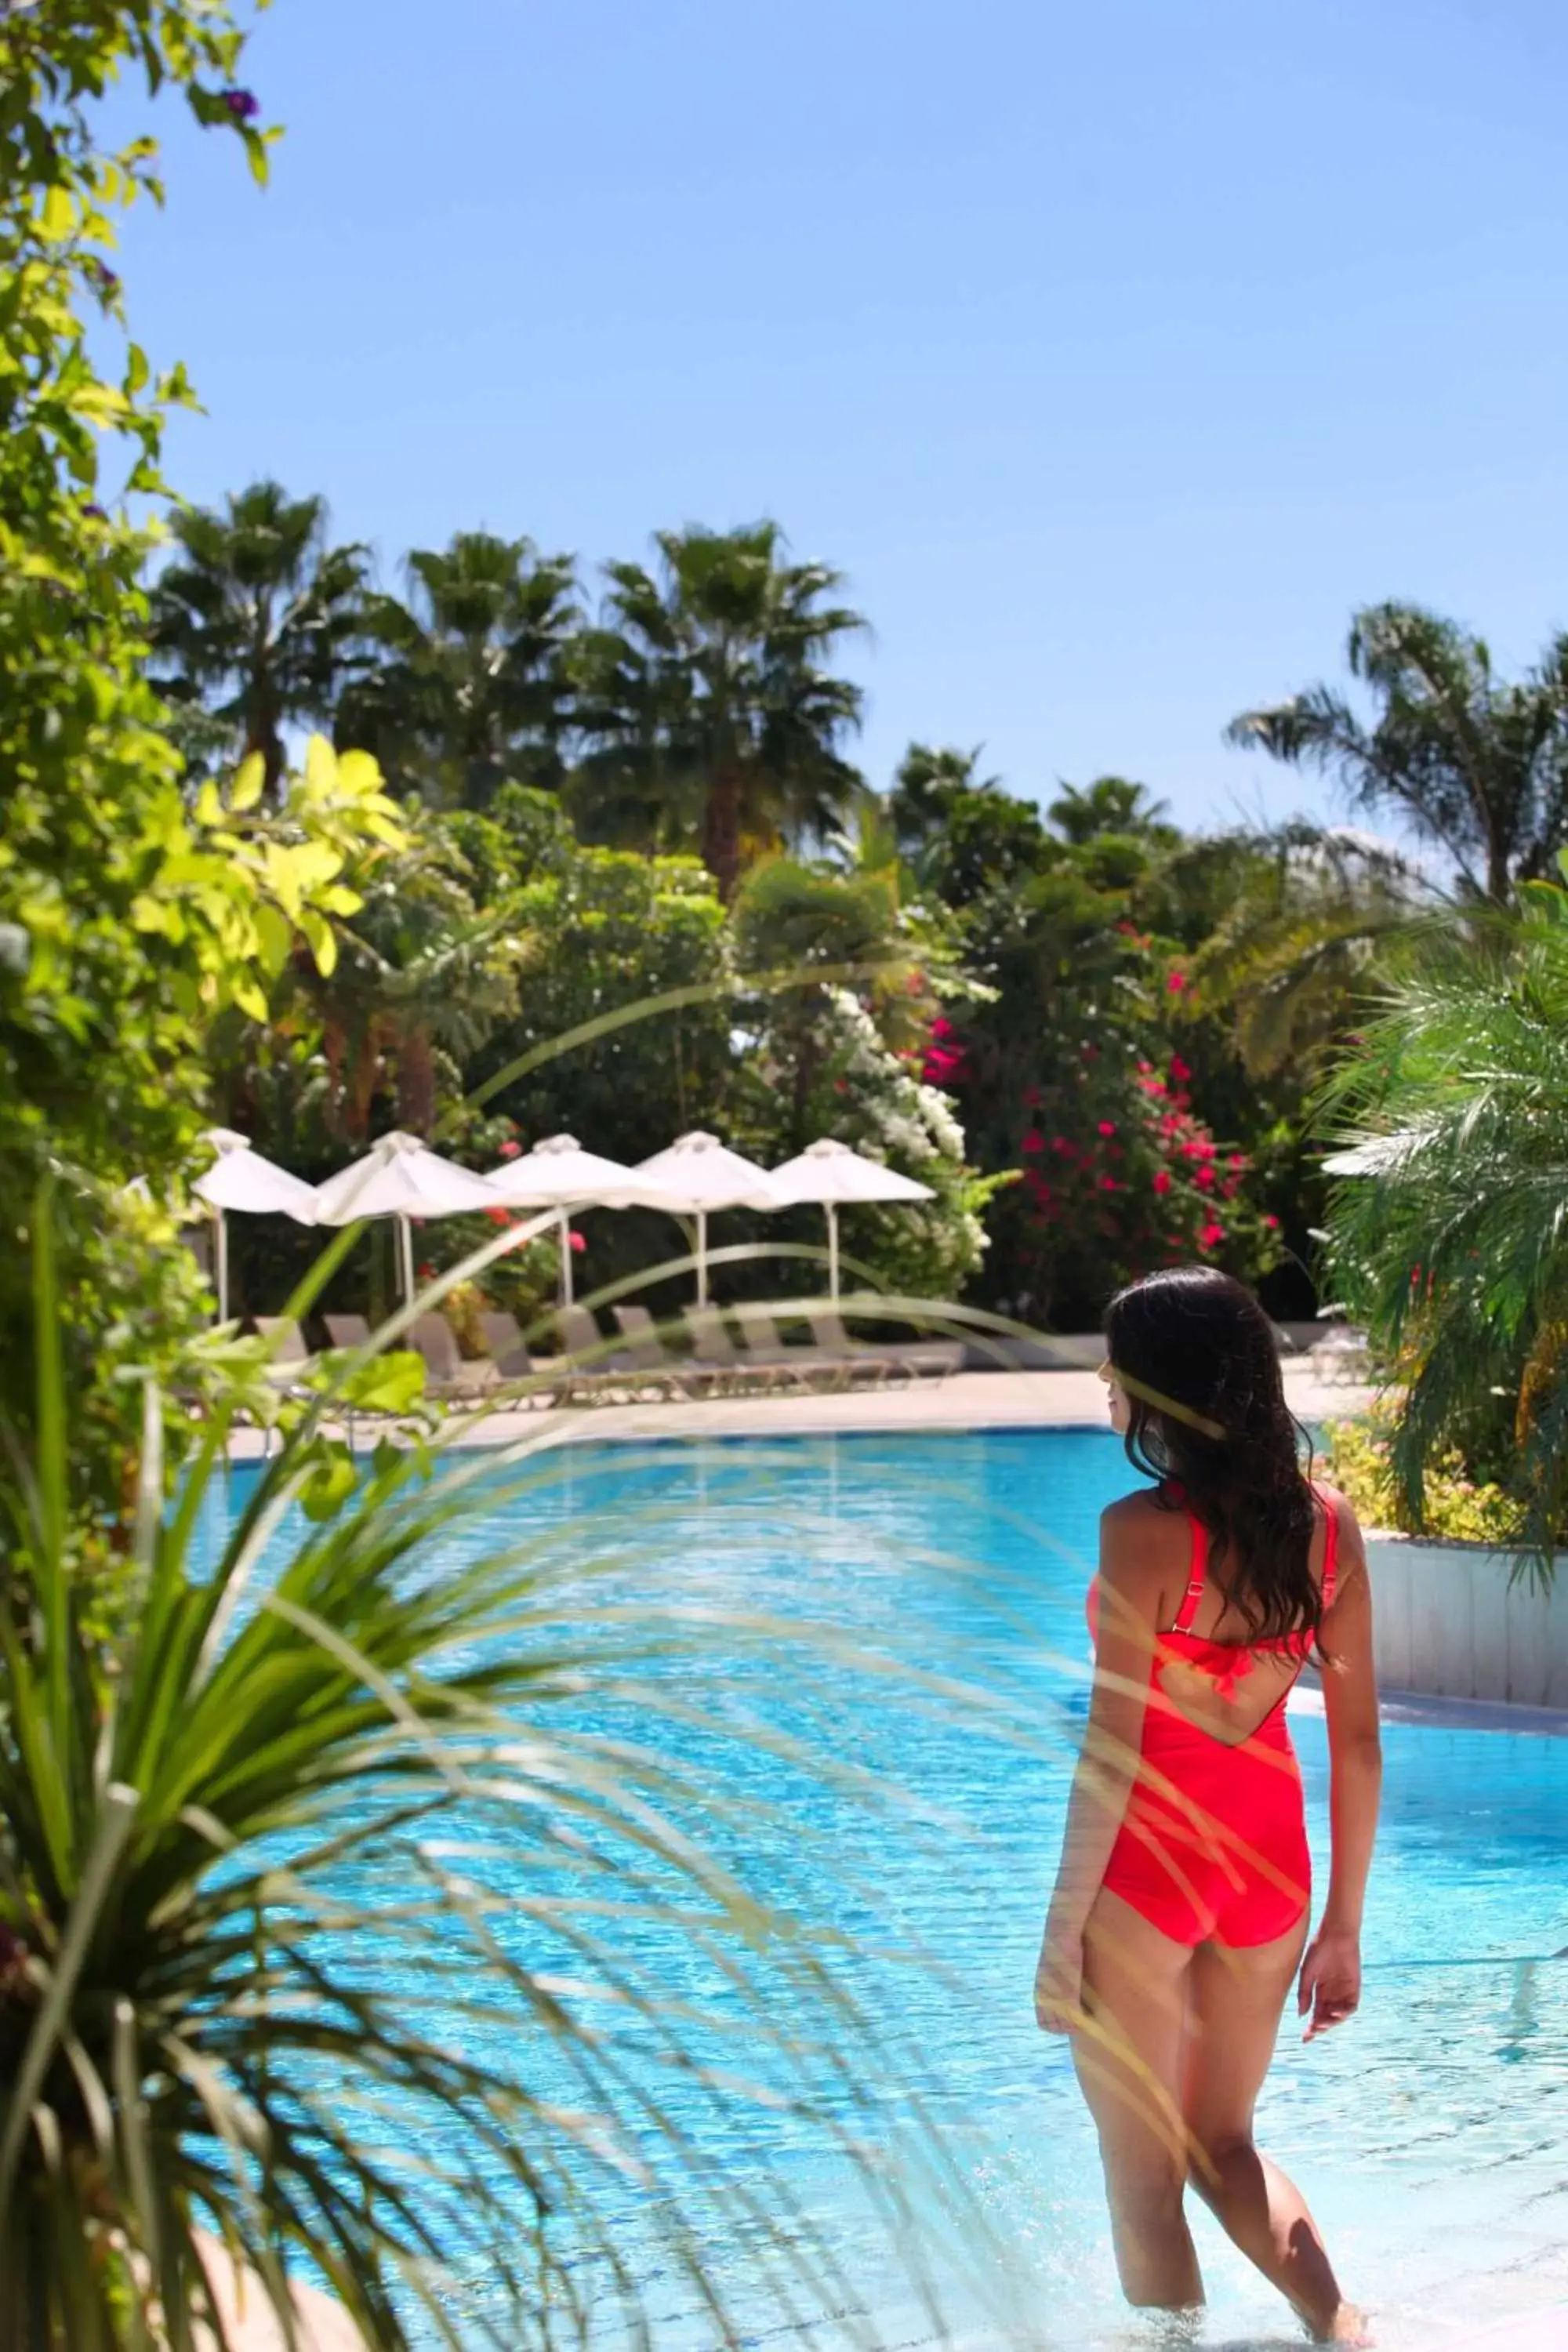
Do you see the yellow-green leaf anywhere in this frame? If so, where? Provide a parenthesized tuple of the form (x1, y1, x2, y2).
(230, 754, 265, 813)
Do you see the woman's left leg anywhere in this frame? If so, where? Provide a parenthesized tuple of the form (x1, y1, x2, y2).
(1073, 1888, 1203, 2311)
(1184, 1926, 1366, 2342)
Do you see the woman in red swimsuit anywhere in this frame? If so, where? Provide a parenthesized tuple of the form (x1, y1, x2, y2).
(1034, 1268, 1381, 2344)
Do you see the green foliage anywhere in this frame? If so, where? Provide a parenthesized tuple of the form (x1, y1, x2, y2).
(572, 524, 866, 901)
(149, 480, 381, 797)
(0, 0, 423, 1556)
(1229, 601, 1568, 904)
(888, 753, 1285, 1323)
(1320, 860, 1568, 1565)
(0, 1213, 971, 2347)
(1322, 1402, 1523, 1548)
(337, 529, 581, 809)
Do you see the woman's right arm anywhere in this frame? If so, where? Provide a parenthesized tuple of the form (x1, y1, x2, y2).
(1299, 1493, 1381, 2040)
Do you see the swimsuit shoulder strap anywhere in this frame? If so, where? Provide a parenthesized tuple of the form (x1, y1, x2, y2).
(1171, 1510, 1208, 1633)
(1312, 1483, 1340, 1610)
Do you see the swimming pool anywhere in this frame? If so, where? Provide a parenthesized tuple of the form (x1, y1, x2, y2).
(203, 1428, 1568, 2349)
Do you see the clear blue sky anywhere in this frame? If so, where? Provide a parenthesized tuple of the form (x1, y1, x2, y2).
(110, 0, 1568, 831)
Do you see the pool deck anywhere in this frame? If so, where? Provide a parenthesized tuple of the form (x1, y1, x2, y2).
(241, 1358, 1375, 1459)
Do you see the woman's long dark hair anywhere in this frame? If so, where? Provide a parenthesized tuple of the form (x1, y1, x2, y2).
(1104, 1265, 1322, 1645)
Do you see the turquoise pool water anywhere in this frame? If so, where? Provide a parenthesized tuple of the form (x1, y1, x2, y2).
(203, 1428, 1568, 2349)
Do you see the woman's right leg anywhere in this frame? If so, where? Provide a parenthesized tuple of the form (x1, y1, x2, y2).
(1184, 1929, 1367, 2343)
(1074, 1888, 1203, 2312)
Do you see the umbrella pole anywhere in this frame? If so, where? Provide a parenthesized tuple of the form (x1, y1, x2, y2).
(399, 1215, 416, 1307)
(560, 1210, 573, 1308)
(215, 1208, 228, 1325)
(827, 1203, 840, 1304)
(696, 1210, 708, 1308)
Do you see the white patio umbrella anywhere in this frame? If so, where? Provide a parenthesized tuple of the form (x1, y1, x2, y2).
(635, 1131, 781, 1307)
(485, 1135, 680, 1306)
(192, 1129, 319, 1322)
(768, 1138, 935, 1301)
(311, 1131, 499, 1306)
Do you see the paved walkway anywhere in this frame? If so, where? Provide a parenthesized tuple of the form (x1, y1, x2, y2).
(238, 1359, 1375, 1461)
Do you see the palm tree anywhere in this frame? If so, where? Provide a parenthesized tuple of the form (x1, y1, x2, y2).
(1178, 822, 1433, 1076)
(148, 481, 377, 797)
(1228, 601, 1568, 902)
(572, 524, 866, 900)
(1320, 858, 1568, 1565)
(303, 829, 530, 1138)
(339, 531, 580, 809)
(1046, 775, 1175, 847)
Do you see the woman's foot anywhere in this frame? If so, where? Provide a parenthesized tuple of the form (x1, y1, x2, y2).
(1312, 2302, 1373, 2347)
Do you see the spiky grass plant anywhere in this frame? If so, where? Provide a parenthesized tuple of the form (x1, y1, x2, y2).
(1321, 855, 1568, 1571)
(0, 1205, 1013, 2351)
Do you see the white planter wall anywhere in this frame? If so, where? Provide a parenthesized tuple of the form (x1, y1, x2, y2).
(1366, 1534, 1568, 1710)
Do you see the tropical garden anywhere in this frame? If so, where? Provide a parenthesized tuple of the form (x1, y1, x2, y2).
(4, 0, 1568, 2342)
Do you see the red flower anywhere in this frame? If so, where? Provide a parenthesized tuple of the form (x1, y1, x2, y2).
(1022, 1082, 1043, 1109)
(1229, 1152, 1246, 1171)
(1022, 1128, 1045, 1155)
(1167, 971, 1188, 995)
(930, 1016, 953, 1040)
(1195, 1167, 1214, 1191)
(1152, 1170, 1172, 1196)
(499, 1138, 522, 1160)
(485, 1205, 511, 1226)
(1262, 1214, 1280, 1230)
(1049, 1134, 1069, 1152)
(569, 1232, 586, 1253)
(1100, 1176, 1119, 1193)
(1098, 1120, 1116, 1138)
(417, 1261, 434, 1279)
(1197, 1221, 1225, 1250)
(1169, 1053, 1192, 1081)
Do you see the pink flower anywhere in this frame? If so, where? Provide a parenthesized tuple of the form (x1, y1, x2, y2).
(1262, 1214, 1280, 1229)
(1229, 1152, 1246, 1171)
(1022, 1128, 1044, 1155)
(499, 1138, 522, 1160)
(1098, 1120, 1116, 1138)
(1167, 971, 1188, 995)
(1195, 1167, 1214, 1192)
(1050, 1134, 1069, 1152)
(930, 1016, 953, 1040)
(1100, 1176, 1119, 1193)
(569, 1232, 586, 1254)
(1169, 1053, 1192, 1081)
(1152, 1170, 1172, 1196)
(1198, 1221, 1225, 1250)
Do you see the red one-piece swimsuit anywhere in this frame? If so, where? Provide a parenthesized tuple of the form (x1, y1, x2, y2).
(1086, 1488, 1338, 1948)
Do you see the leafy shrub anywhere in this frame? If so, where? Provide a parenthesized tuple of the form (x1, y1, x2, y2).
(1323, 1403, 1524, 1546)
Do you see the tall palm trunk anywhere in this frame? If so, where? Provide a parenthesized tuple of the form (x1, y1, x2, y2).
(702, 768, 744, 903)
(396, 1024, 437, 1134)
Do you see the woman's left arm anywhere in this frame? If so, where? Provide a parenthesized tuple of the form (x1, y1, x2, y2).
(1035, 1505, 1162, 2033)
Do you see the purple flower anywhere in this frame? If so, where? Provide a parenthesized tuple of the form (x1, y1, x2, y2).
(222, 87, 261, 121)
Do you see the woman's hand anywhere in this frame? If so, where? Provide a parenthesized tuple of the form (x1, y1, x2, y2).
(1298, 1922, 1362, 2040)
(1033, 1913, 1085, 2034)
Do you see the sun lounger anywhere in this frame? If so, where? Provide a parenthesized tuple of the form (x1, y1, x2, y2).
(611, 1305, 711, 1399)
(410, 1312, 500, 1401)
(555, 1306, 682, 1403)
(731, 1305, 859, 1389)
(806, 1307, 960, 1381)
(677, 1309, 791, 1393)
(252, 1316, 318, 1392)
(477, 1312, 566, 1406)
(323, 1314, 373, 1352)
